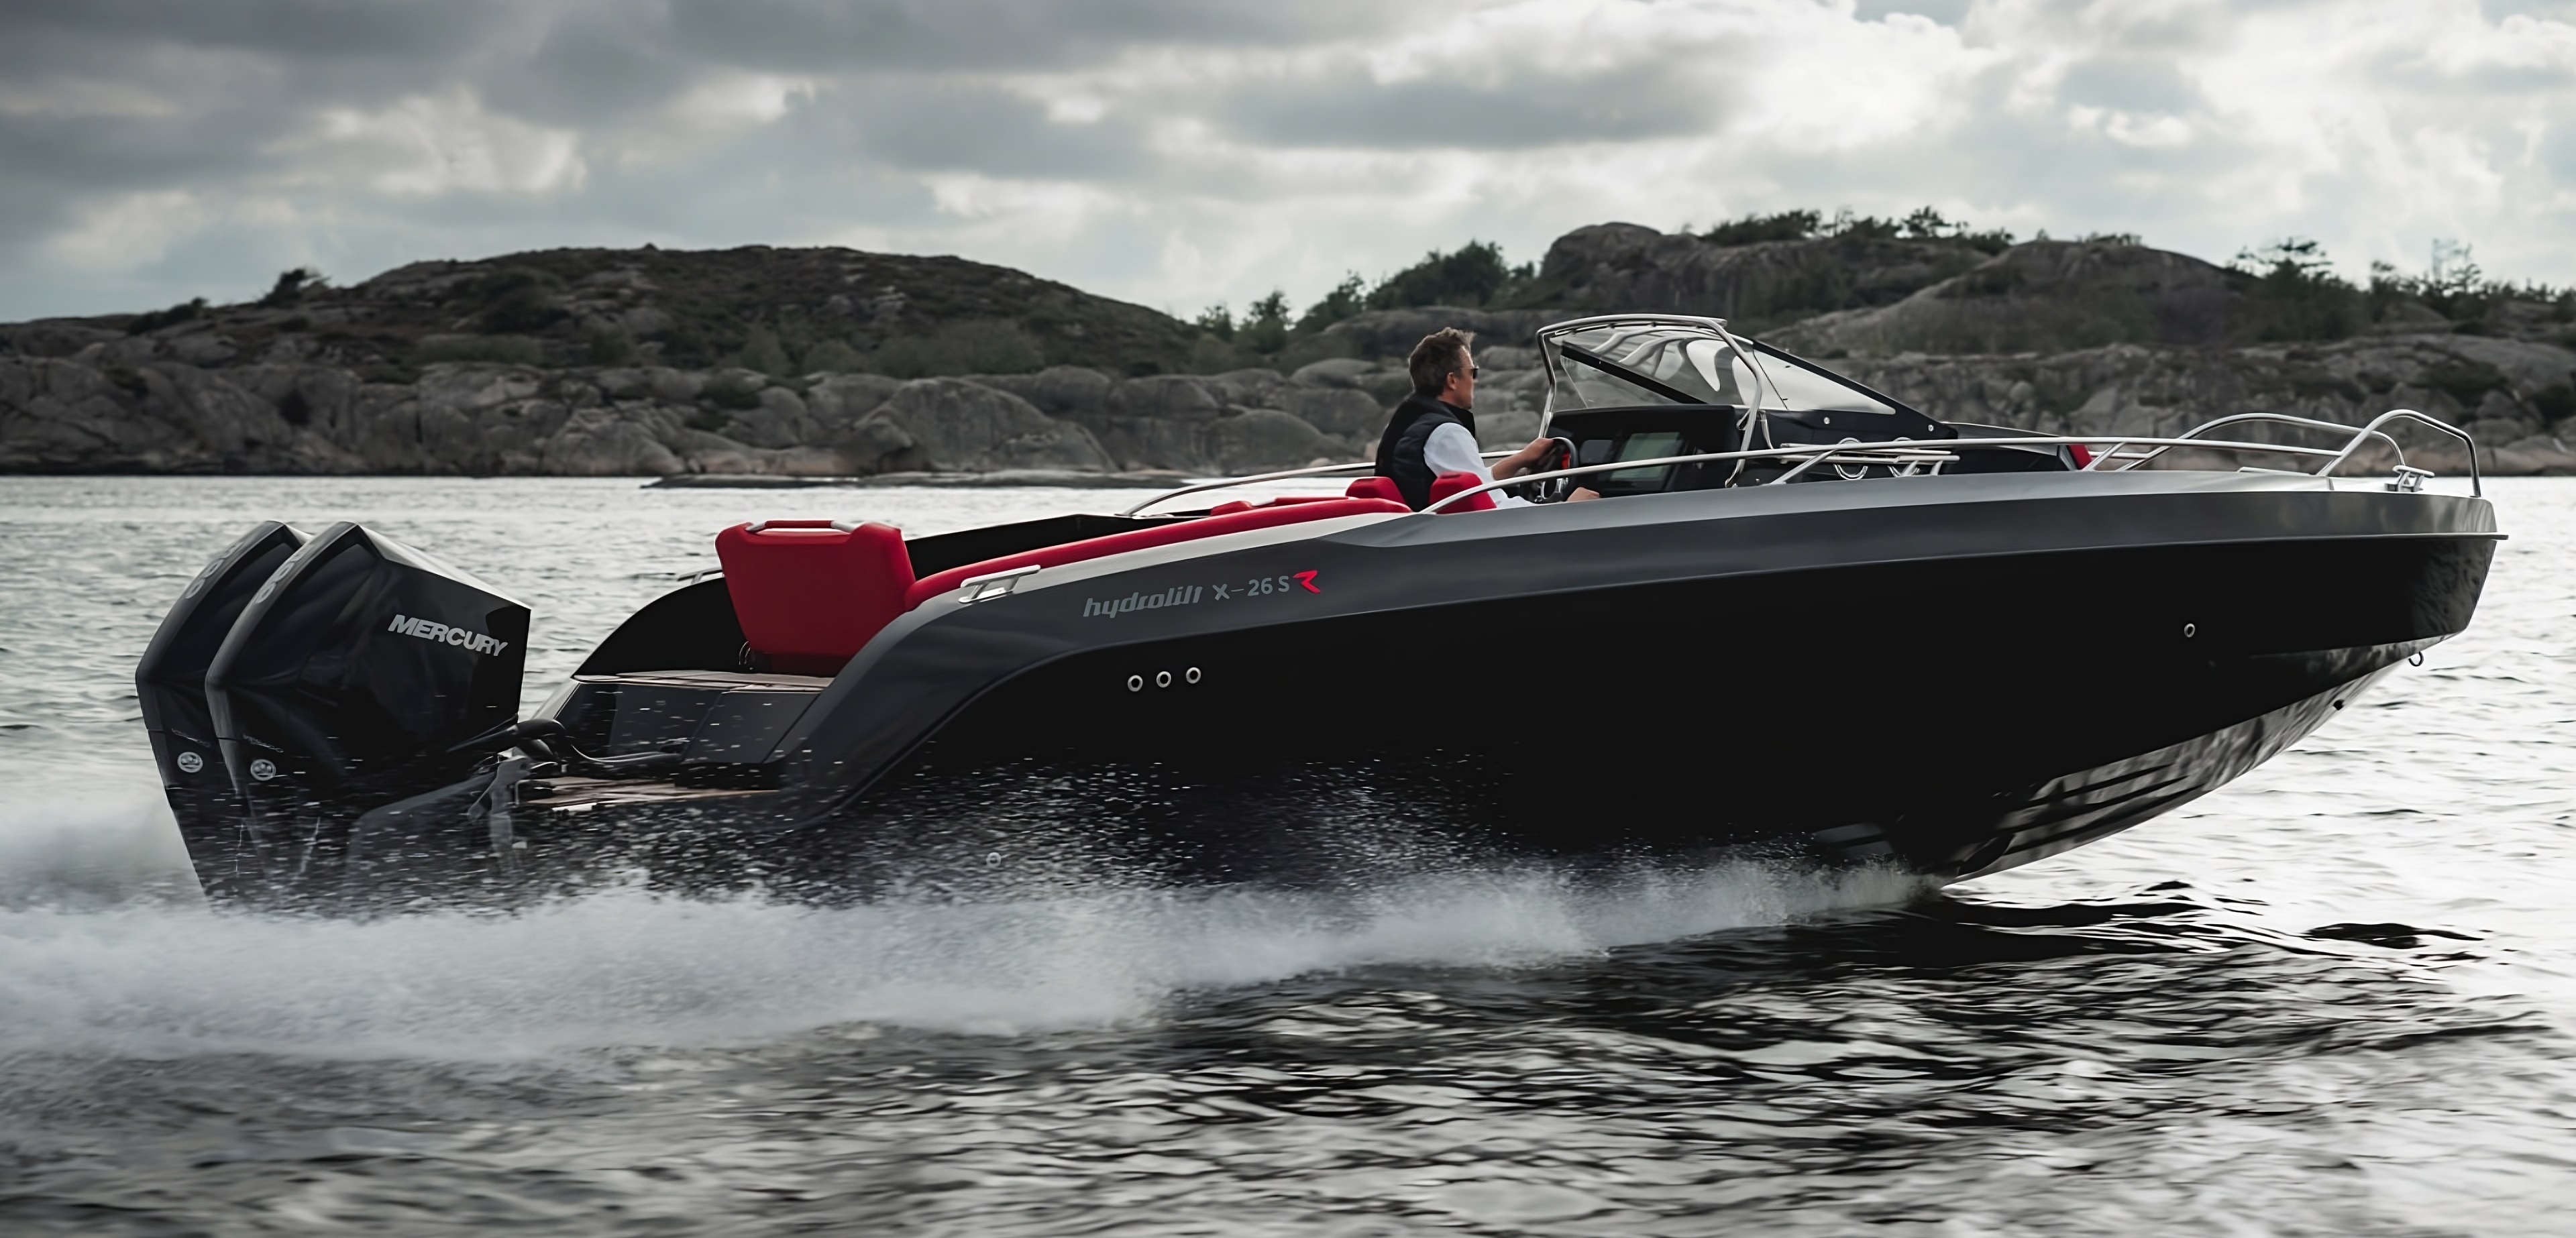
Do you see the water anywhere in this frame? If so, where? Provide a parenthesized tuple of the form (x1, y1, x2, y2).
(1, 475, 2571, 1235)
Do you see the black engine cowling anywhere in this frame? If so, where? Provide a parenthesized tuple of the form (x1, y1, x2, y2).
(204, 521, 531, 830)
(135, 521, 309, 881)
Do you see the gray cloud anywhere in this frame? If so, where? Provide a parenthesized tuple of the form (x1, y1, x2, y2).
(816, 81, 1162, 178)
(490, 7, 697, 125)
(2, 0, 508, 58)
(1205, 64, 1725, 150)
(1, 1, 2573, 323)
(658, 0, 1407, 72)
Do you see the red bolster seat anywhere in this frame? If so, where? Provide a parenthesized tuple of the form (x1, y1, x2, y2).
(1427, 471, 1498, 513)
(716, 520, 915, 676)
(1344, 476, 1405, 504)
(904, 498, 1407, 608)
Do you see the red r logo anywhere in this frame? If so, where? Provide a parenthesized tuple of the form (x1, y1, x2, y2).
(1294, 570, 1320, 594)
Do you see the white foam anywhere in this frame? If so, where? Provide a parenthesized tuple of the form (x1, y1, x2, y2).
(0, 781, 201, 909)
(0, 862, 1923, 1061)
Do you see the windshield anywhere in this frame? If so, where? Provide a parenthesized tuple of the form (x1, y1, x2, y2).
(1538, 317, 1900, 418)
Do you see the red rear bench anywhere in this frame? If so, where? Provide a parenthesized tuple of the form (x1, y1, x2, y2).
(716, 497, 1407, 675)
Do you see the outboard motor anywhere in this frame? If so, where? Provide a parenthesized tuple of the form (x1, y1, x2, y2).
(135, 521, 308, 885)
(204, 522, 531, 843)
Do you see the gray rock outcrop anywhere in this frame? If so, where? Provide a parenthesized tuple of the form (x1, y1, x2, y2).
(1831, 333, 2576, 473)
(0, 354, 1429, 477)
(11, 221, 2576, 477)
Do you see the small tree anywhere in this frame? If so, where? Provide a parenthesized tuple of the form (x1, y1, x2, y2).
(1701, 209, 1821, 246)
(1242, 290, 1290, 353)
(2429, 239, 2483, 299)
(1368, 241, 1513, 311)
(1194, 304, 1236, 341)
(2235, 237, 2336, 282)
(586, 328, 639, 365)
(2234, 237, 2359, 341)
(260, 267, 325, 308)
(737, 324, 792, 376)
(1900, 207, 1954, 239)
(1296, 274, 1367, 333)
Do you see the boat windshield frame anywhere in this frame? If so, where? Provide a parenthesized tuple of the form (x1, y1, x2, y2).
(1536, 314, 1927, 424)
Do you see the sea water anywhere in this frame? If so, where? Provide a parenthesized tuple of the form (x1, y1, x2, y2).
(0, 475, 2570, 1235)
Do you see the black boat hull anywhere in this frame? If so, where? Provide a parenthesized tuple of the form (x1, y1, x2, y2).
(185, 471, 2498, 906)
(868, 527, 2479, 879)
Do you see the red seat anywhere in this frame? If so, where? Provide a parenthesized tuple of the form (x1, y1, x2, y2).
(1208, 494, 1342, 516)
(904, 498, 1407, 607)
(1427, 471, 1497, 513)
(1343, 476, 1405, 505)
(716, 520, 915, 676)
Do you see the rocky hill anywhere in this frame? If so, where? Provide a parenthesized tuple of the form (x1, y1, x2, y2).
(6, 219, 2574, 477)
(1513, 223, 2576, 473)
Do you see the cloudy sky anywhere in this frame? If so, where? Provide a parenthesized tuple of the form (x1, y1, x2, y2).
(5, 0, 2573, 323)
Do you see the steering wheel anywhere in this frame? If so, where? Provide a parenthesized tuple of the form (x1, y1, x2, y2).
(1524, 437, 1579, 502)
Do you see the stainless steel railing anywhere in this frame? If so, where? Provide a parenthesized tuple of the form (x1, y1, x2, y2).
(1119, 409, 2481, 518)
(1118, 450, 1514, 516)
(2082, 408, 2477, 492)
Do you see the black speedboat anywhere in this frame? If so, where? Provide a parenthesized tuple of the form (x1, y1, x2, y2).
(138, 315, 2499, 905)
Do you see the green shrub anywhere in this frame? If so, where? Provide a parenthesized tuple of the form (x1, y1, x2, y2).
(1271, 330, 1355, 372)
(704, 375, 767, 410)
(867, 319, 1047, 376)
(260, 267, 325, 308)
(1701, 205, 2019, 253)
(801, 339, 867, 372)
(1183, 333, 1248, 374)
(126, 297, 207, 335)
(476, 268, 568, 333)
(1366, 242, 1523, 311)
(1703, 210, 1823, 246)
(1295, 275, 1364, 333)
(2362, 243, 2573, 327)
(1240, 291, 1290, 353)
(658, 327, 717, 370)
(2233, 239, 2361, 341)
(413, 335, 545, 365)
(736, 324, 792, 376)
(586, 328, 638, 365)
(1280, 245, 1538, 337)
(2426, 361, 2508, 404)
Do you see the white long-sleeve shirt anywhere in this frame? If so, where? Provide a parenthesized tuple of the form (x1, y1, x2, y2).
(1421, 421, 1530, 508)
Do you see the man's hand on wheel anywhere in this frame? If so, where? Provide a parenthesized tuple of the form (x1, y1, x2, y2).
(1493, 436, 1559, 480)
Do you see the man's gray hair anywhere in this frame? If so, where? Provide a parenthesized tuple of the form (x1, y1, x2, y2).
(1407, 327, 1474, 398)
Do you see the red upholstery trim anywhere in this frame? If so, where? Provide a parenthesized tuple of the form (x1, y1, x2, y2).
(1428, 471, 1498, 513)
(1208, 494, 1342, 516)
(716, 520, 914, 676)
(2068, 443, 2094, 469)
(1343, 476, 1405, 504)
(903, 498, 1407, 608)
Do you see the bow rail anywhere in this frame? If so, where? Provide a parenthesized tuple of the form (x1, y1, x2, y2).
(1117, 408, 2481, 518)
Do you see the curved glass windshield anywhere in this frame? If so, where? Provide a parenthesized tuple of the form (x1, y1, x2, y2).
(1538, 317, 1898, 418)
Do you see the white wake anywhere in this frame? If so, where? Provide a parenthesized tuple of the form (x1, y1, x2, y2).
(0, 782, 1921, 1060)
